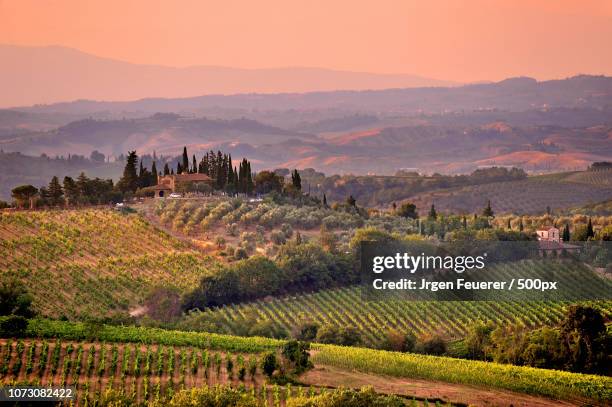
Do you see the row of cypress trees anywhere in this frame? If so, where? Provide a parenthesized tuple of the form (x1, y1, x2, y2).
(118, 147, 256, 195)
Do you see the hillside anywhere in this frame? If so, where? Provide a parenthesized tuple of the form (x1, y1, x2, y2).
(0, 151, 122, 201)
(1, 320, 609, 406)
(181, 260, 612, 347)
(407, 170, 612, 215)
(9, 71, 612, 114)
(0, 209, 217, 320)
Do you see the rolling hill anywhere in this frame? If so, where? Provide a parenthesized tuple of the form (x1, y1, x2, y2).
(0, 44, 456, 108)
(0, 209, 217, 319)
(407, 170, 612, 215)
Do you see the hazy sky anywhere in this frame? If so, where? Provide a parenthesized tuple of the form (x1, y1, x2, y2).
(2, 0, 612, 82)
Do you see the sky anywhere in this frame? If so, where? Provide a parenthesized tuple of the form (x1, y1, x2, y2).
(1, 0, 612, 82)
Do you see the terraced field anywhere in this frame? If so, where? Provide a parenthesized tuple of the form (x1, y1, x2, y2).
(192, 260, 612, 346)
(0, 209, 219, 319)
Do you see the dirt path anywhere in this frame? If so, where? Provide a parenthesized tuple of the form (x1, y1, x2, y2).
(300, 365, 580, 407)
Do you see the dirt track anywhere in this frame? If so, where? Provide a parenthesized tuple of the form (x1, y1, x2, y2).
(300, 365, 582, 407)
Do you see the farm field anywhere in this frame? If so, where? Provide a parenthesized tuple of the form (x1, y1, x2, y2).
(1, 320, 610, 406)
(0, 209, 219, 319)
(408, 173, 612, 214)
(186, 260, 612, 346)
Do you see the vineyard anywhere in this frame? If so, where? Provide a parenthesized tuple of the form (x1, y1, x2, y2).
(562, 168, 612, 186)
(312, 345, 612, 404)
(1, 320, 610, 405)
(188, 260, 612, 346)
(0, 337, 345, 406)
(0, 209, 219, 319)
(408, 175, 612, 215)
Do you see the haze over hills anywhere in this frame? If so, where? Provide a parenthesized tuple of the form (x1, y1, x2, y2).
(0, 44, 457, 107)
(1, 68, 612, 200)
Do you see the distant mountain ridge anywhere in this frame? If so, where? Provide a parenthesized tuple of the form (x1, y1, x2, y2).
(0, 44, 457, 107)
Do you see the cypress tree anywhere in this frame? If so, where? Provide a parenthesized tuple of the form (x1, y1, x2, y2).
(586, 218, 594, 239)
(192, 154, 197, 174)
(462, 216, 467, 229)
(291, 169, 302, 190)
(246, 161, 254, 195)
(151, 161, 158, 185)
(117, 151, 138, 193)
(482, 200, 494, 217)
(177, 162, 183, 174)
(562, 224, 570, 241)
(163, 163, 170, 176)
(182, 147, 189, 173)
(323, 193, 327, 206)
(519, 219, 524, 232)
(428, 204, 437, 220)
(507, 218, 511, 229)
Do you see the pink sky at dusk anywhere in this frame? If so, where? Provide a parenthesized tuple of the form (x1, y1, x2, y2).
(1, 0, 612, 82)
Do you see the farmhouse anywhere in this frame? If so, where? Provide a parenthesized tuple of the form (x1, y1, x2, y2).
(536, 226, 581, 255)
(536, 226, 560, 242)
(153, 173, 213, 197)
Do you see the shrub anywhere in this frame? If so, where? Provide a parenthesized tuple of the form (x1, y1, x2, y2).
(382, 329, 416, 353)
(234, 247, 248, 260)
(261, 352, 278, 378)
(293, 321, 319, 341)
(270, 231, 287, 245)
(286, 387, 404, 407)
(417, 335, 447, 356)
(0, 315, 28, 337)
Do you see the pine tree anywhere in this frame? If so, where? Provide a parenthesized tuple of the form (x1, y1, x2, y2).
(117, 151, 139, 193)
(182, 147, 189, 174)
(76, 172, 90, 201)
(47, 176, 64, 206)
(586, 218, 594, 239)
(63, 176, 78, 206)
(428, 204, 437, 220)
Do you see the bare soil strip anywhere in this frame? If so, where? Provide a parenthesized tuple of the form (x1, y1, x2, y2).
(299, 365, 580, 407)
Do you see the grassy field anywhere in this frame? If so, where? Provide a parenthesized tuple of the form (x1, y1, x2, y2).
(183, 259, 612, 346)
(408, 170, 612, 214)
(0, 209, 219, 319)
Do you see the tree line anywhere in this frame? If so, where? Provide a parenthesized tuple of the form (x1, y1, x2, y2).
(9, 146, 308, 208)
